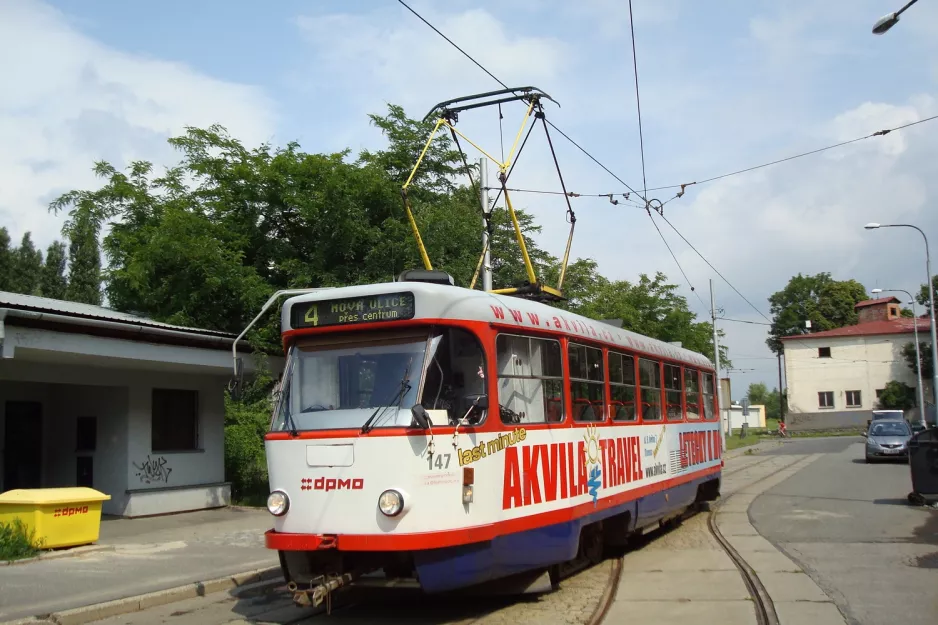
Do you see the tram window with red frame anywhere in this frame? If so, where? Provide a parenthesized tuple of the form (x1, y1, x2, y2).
(609, 351, 637, 422)
(569, 342, 606, 422)
(664, 364, 684, 421)
(639, 358, 662, 421)
(685, 368, 701, 420)
(496, 334, 565, 424)
(702, 371, 716, 420)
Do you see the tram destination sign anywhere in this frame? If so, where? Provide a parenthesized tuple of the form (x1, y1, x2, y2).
(291, 292, 416, 329)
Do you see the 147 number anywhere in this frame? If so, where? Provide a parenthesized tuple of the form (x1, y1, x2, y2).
(427, 454, 452, 471)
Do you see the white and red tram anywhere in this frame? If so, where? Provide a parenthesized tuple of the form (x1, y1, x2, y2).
(259, 272, 722, 603)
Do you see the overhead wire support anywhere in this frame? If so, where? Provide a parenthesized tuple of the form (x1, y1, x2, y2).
(627, 0, 648, 201)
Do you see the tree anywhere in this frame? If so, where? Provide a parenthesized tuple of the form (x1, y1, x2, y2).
(747, 382, 783, 422)
(40, 241, 68, 299)
(63, 210, 102, 305)
(9, 233, 43, 295)
(878, 380, 915, 410)
(902, 341, 932, 381)
(900, 307, 914, 318)
(916, 275, 938, 316)
(767, 273, 867, 355)
(0, 227, 13, 291)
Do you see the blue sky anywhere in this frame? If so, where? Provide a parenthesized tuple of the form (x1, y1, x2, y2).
(2, 0, 938, 398)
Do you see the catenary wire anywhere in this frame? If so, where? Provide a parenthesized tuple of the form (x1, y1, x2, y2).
(395, 0, 648, 202)
(648, 211, 708, 310)
(627, 0, 648, 201)
(643, 114, 938, 193)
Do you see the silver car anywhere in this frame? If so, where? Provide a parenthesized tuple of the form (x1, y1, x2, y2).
(865, 419, 913, 462)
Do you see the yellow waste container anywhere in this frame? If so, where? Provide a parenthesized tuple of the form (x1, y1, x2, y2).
(0, 487, 111, 549)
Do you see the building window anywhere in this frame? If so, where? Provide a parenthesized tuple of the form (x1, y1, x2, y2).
(76, 416, 96, 452)
(818, 347, 831, 358)
(664, 363, 684, 421)
(609, 351, 637, 422)
(846, 390, 861, 408)
(639, 358, 662, 421)
(818, 391, 834, 409)
(152, 389, 199, 451)
(496, 334, 564, 424)
(568, 342, 606, 422)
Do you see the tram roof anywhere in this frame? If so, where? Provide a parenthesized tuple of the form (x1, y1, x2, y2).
(281, 281, 714, 369)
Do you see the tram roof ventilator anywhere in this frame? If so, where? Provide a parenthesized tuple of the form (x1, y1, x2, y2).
(396, 269, 455, 286)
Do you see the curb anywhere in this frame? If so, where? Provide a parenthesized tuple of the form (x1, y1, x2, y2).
(1, 545, 113, 567)
(1, 566, 283, 625)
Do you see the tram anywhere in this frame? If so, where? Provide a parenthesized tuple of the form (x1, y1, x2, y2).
(247, 270, 723, 607)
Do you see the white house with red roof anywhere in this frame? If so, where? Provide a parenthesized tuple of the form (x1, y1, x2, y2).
(781, 296, 932, 430)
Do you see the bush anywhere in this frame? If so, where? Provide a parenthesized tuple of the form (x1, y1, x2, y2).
(0, 518, 42, 561)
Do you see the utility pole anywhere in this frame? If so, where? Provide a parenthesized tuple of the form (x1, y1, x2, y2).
(711, 279, 725, 450)
(479, 157, 493, 291)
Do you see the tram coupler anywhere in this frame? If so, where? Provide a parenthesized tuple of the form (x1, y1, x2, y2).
(290, 572, 360, 613)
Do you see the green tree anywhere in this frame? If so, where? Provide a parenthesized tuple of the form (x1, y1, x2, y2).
(63, 210, 102, 305)
(916, 276, 938, 316)
(901, 341, 932, 381)
(9, 233, 43, 295)
(767, 273, 867, 355)
(747, 382, 768, 405)
(900, 307, 914, 318)
(0, 227, 13, 291)
(747, 382, 783, 421)
(878, 380, 915, 410)
(40, 241, 68, 299)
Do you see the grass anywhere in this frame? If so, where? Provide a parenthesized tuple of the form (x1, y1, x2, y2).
(0, 518, 43, 562)
(725, 416, 864, 451)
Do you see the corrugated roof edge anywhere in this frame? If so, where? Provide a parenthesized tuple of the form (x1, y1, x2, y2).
(0, 291, 235, 338)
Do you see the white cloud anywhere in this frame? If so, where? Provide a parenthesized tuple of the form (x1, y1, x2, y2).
(0, 0, 277, 252)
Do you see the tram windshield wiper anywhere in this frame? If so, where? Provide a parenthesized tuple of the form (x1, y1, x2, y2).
(361, 362, 412, 434)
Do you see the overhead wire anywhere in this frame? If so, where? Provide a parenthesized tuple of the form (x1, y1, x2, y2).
(643, 113, 938, 193)
(647, 211, 706, 309)
(627, 0, 648, 201)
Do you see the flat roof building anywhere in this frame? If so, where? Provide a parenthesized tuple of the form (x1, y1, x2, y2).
(0, 291, 278, 517)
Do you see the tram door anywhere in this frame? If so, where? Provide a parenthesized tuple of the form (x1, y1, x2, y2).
(3, 401, 42, 491)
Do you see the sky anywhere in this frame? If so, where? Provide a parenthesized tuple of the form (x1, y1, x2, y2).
(2, 0, 938, 399)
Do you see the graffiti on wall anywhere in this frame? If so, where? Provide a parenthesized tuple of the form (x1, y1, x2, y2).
(133, 455, 172, 484)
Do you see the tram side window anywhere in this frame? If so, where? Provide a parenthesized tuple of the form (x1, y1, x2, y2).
(420, 327, 488, 423)
(664, 364, 683, 421)
(609, 351, 637, 422)
(496, 334, 564, 424)
(702, 372, 716, 420)
(685, 368, 701, 420)
(639, 358, 662, 421)
(569, 343, 606, 422)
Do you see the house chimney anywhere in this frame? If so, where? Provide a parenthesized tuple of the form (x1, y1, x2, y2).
(855, 297, 901, 323)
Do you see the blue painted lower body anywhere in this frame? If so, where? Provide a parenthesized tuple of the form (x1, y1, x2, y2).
(413, 473, 719, 593)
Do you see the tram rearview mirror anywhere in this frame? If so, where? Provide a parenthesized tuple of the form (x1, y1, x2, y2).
(411, 405, 432, 430)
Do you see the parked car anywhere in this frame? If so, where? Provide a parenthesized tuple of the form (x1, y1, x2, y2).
(865, 419, 913, 462)
(867, 409, 905, 432)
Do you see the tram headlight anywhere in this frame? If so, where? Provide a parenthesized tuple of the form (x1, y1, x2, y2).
(378, 489, 404, 517)
(267, 490, 290, 516)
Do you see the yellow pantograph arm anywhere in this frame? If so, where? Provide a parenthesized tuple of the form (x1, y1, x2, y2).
(503, 189, 538, 285)
(403, 117, 446, 190)
(502, 99, 535, 170)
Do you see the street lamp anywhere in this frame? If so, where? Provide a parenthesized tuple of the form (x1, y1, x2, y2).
(872, 0, 919, 34)
(865, 222, 938, 425)
(872, 288, 926, 427)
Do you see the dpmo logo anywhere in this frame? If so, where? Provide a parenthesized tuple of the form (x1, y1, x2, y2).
(54, 506, 89, 517)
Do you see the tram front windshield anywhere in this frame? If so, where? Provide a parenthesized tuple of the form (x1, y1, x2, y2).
(271, 328, 486, 432)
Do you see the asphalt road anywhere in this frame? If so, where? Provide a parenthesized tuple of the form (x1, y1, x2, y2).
(750, 436, 938, 625)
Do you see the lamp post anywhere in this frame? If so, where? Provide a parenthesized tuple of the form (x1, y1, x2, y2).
(872, 0, 919, 34)
(865, 223, 938, 424)
(872, 288, 926, 427)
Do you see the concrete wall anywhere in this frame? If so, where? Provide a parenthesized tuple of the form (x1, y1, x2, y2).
(0, 359, 229, 516)
(784, 334, 919, 415)
(727, 405, 766, 430)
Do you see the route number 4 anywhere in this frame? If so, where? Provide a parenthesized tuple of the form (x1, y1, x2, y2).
(427, 454, 452, 471)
